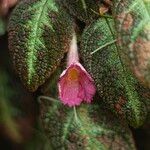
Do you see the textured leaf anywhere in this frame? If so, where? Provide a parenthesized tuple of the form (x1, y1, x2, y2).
(113, 0, 150, 88)
(39, 98, 136, 150)
(59, 0, 101, 24)
(8, 0, 74, 91)
(80, 18, 150, 128)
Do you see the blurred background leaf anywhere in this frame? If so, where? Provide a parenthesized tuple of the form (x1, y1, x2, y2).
(0, 71, 22, 143)
(113, 0, 150, 88)
(0, 17, 6, 36)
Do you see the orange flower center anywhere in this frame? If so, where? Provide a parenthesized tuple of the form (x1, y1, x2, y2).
(67, 68, 79, 81)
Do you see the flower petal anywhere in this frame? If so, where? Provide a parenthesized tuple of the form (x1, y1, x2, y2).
(58, 77, 82, 106)
(58, 62, 96, 107)
(81, 75, 96, 102)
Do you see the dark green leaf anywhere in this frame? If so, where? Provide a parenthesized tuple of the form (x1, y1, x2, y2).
(8, 0, 74, 91)
(39, 98, 136, 150)
(80, 18, 149, 128)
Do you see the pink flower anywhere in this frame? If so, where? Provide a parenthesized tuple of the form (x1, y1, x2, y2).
(58, 34, 96, 107)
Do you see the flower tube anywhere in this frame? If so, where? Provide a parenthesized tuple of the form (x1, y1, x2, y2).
(58, 34, 96, 107)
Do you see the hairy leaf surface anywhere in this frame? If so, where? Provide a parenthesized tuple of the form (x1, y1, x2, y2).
(80, 18, 150, 127)
(39, 98, 136, 150)
(8, 0, 73, 91)
(113, 0, 150, 88)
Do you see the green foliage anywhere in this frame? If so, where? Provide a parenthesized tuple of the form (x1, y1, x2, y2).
(0, 17, 6, 36)
(39, 98, 136, 150)
(80, 18, 149, 128)
(39, 67, 135, 150)
(24, 127, 52, 150)
(59, 0, 101, 24)
(0, 71, 22, 143)
(2, 0, 149, 149)
(113, 0, 150, 88)
(8, 0, 74, 91)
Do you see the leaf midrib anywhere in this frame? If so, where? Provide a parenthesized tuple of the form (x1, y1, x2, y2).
(27, 0, 48, 84)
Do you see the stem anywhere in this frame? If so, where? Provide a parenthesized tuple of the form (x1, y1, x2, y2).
(90, 9, 99, 15)
(38, 96, 60, 103)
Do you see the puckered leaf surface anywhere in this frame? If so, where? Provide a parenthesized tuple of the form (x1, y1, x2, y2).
(39, 98, 136, 150)
(113, 0, 150, 88)
(8, 0, 74, 91)
(80, 18, 150, 128)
